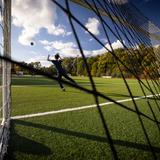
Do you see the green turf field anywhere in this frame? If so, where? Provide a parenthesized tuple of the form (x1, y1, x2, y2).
(5, 76, 160, 160)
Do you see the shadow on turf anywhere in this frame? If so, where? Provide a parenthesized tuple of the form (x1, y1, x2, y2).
(4, 121, 52, 160)
(107, 93, 160, 100)
(12, 119, 160, 153)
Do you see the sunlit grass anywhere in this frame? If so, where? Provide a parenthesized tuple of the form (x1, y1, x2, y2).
(5, 76, 160, 160)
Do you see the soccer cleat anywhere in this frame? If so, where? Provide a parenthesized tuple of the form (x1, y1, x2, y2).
(62, 88, 66, 91)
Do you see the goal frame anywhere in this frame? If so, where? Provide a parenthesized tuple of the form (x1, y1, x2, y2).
(0, 0, 11, 159)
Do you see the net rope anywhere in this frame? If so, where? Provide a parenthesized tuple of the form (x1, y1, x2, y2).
(0, 0, 160, 159)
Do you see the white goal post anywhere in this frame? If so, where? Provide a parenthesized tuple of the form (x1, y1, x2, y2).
(0, 0, 11, 159)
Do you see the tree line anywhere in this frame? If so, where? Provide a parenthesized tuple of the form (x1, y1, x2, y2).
(12, 45, 160, 78)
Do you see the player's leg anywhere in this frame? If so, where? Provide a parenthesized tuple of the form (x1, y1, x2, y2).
(62, 73, 76, 84)
(57, 73, 65, 91)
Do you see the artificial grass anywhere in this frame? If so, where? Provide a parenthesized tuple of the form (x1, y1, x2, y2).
(4, 76, 160, 159)
(11, 76, 156, 116)
(6, 103, 160, 160)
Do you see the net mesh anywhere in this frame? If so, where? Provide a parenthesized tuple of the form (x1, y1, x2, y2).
(51, 0, 160, 159)
(0, 0, 160, 159)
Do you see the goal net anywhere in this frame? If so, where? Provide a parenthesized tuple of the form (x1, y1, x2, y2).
(0, 0, 160, 159)
(49, 1, 160, 159)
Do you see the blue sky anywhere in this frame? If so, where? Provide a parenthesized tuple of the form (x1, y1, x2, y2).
(132, 0, 160, 27)
(10, 0, 160, 66)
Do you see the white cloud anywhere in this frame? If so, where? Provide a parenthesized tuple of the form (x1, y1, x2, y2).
(30, 51, 38, 55)
(12, 0, 66, 46)
(44, 46, 53, 52)
(40, 39, 124, 58)
(154, 44, 160, 48)
(84, 40, 124, 57)
(26, 55, 50, 67)
(47, 25, 66, 36)
(101, 38, 108, 43)
(39, 40, 51, 46)
(39, 40, 76, 51)
(51, 41, 76, 50)
(66, 31, 72, 36)
(85, 17, 100, 35)
(26, 40, 125, 66)
(39, 40, 53, 51)
(109, 40, 124, 50)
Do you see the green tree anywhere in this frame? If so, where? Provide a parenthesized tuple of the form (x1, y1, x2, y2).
(91, 61, 98, 76)
(77, 58, 87, 76)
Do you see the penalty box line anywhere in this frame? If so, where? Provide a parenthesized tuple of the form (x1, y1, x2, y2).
(11, 94, 160, 120)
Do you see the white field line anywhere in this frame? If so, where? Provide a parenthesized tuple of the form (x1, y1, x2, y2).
(11, 94, 160, 120)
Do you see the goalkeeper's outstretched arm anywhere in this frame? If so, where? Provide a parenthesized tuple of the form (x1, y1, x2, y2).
(47, 55, 51, 61)
(59, 54, 63, 61)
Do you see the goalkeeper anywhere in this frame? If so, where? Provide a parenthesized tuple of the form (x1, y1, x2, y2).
(47, 53, 76, 91)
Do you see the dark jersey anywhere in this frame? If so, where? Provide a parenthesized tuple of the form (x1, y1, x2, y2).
(51, 60, 64, 73)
